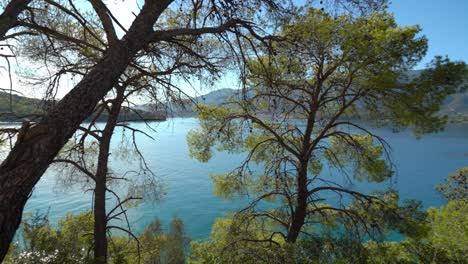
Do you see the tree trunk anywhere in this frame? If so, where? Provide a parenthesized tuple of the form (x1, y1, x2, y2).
(0, 0, 31, 39)
(286, 161, 308, 243)
(0, 1, 170, 261)
(94, 165, 108, 264)
(94, 89, 124, 263)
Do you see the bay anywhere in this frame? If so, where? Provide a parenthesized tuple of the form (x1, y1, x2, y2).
(23, 118, 468, 240)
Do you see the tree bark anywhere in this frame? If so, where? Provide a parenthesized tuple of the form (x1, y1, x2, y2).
(94, 88, 124, 264)
(0, 1, 171, 260)
(286, 161, 308, 242)
(0, 0, 31, 39)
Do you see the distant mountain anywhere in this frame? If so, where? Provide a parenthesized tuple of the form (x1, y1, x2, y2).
(193, 88, 241, 106)
(89, 105, 166, 122)
(442, 91, 468, 121)
(138, 88, 242, 117)
(0, 92, 165, 122)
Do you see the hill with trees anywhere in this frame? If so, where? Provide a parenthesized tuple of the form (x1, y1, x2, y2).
(0, 92, 166, 122)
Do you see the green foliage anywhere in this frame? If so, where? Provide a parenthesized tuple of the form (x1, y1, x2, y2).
(210, 172, 251, 201)
(190, 196, 467, 264)
(363, 240, 424, 264)
(139, 219, 165, 263)
(188, 189, 430, 264)
(360, 199, 468, 264)
(4, 213, 189, 264)
(326, 134, 393, 182)
(166, 218, 190, 264)
(187, 104, 244, 162)
(437, 167, 468, 201)
(378, 56, 468, 135)
(107, 217, 190, 264)
(426, 199, 468, 261)
(353, 176, 468, 264)
(4, 212, 94, 264)
(189, 216, 289, 264)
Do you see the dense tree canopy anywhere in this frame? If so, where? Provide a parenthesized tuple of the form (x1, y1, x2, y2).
(187, 6, 467, 260)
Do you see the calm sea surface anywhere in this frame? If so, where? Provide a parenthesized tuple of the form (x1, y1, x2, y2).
(23, 118, 468, 240)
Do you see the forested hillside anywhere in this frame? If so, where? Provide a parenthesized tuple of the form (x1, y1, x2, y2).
(0, 92, 43, 121)
(0, 92, 165, 122)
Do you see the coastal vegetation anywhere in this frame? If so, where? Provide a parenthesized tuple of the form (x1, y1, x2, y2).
(2, 174, 465, 263)
(4, 214, 189, 264)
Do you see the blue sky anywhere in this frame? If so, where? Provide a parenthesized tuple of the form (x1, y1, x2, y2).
(389, 0, 468, 68)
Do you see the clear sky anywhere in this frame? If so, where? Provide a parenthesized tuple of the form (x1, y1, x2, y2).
(388, 0, 468, 68)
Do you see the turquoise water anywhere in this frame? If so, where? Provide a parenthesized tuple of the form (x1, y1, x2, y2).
(24, 118, 468, 240)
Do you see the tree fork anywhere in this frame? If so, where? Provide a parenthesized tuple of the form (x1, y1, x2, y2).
(0, 0, 31, 39)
